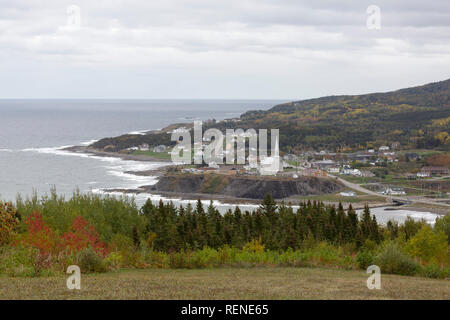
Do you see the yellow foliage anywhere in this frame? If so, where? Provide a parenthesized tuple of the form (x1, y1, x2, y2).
(0, 202, 19, 246)
(405, 225, 449, 265)
(434, 132, 450, 144)
(243, 237, 265, 253)
(431, 117, 450, 127)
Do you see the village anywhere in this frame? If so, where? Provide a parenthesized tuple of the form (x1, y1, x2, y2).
(125, 140, 450, 200)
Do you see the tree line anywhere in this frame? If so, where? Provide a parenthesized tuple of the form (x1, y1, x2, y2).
(141, 194, 381, 251)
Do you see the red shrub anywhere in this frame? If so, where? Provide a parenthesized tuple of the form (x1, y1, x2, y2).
(16, 213, 108, 258)
(62, 216, 108, 256)
(16, 211, 61, 254)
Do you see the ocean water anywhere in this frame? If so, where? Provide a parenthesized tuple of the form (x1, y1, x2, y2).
(0, 99, 280, 201)
(0, 99, 440, 224)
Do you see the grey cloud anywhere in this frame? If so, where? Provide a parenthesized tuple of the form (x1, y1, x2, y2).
(0, 0, 449, 98)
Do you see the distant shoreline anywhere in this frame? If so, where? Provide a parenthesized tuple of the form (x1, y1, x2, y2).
(63, 145, 172, 163)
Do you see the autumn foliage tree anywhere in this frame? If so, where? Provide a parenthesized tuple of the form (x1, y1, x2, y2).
(62, 216, 108, 256)
(16, 211, 61, 254)
(16, 212, 108, 257)
(0, 202, 19, 246)
(406, 225, 448, 265)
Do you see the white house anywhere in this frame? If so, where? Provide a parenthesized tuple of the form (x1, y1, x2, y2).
(139, 144, 150, 151)
(327, 167, 340, 174)
(417, 171, 431, 178)
(379, 146, 390, 152)
(208, 161, 219, 169)
(259, 136, 282, 175)
(342, 168, 361, 176)
(153, 145, 167, 153)
(340, 191, 356, 197)
(382, 187, 406, 195)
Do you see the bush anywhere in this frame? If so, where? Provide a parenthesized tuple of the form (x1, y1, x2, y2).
(243, 237, 265, 253)
(103, 252, 123, 271)
(0, 246, 39, 277)
(168, 251, 192, 268)
(191, 247, 220, 268)
(375, 242, 419, 276)
(434, 214, 450, 244)
(119, 248, 146, 268)
(420, 264, 449, 279)
(356, 250, 375, 269)
(78, 248, 106, 273)
(0, 202, 19, 246)
(405, 225, 448, 265)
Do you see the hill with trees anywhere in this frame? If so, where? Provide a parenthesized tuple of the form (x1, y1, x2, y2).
(91, 79, 450, 153)
(235, 79, 450, 152)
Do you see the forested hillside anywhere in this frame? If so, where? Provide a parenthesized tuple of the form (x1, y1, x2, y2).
(92, 79, 450, 153)
(235, 79, 450, 152)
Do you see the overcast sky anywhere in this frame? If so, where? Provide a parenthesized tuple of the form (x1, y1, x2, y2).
(0, 0, 449, 99)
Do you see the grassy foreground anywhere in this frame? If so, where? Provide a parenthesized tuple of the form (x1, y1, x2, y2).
(1, 267, 448, 300)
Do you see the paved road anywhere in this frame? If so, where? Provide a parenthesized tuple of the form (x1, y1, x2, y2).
(329, 174, 450, 208)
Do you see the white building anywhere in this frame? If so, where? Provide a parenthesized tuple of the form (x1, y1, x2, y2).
(342, 168, 361, 176)
(379, 146, 390, 152)
(153, 145, 167, 153)
(340, 191, 356, 197)
(208, 162, 219, 169)
(382, 187, 406, 195)
(417, 171, 431, 178)
(259, 136, 282, 175)
(327, 167, 340, 174)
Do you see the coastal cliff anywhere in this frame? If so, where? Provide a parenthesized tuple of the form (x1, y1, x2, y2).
(151, 174, 343, 199)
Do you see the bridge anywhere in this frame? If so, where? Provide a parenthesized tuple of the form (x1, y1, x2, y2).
(388, 198, 412, 206)
(330, 174, 450, 209)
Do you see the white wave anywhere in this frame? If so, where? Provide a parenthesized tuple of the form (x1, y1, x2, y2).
(80, 139, 99, 146)
(106, 170, 159, 186)
(21, 146, 93, 158)
(20, 143, 173, 196)
(0, 148, 14, 152)
(357, 207, 439, 225)
(128, 129, 153, 135)
(92, 188, 260, 214)
(394, 210, 438, 225)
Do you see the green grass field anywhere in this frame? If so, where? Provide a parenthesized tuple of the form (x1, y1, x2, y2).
(1, 267, 448, 300)
(131, 150, 172, 159)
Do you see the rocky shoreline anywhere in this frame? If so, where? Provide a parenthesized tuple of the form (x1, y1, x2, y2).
(151, 174, 343, 200)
